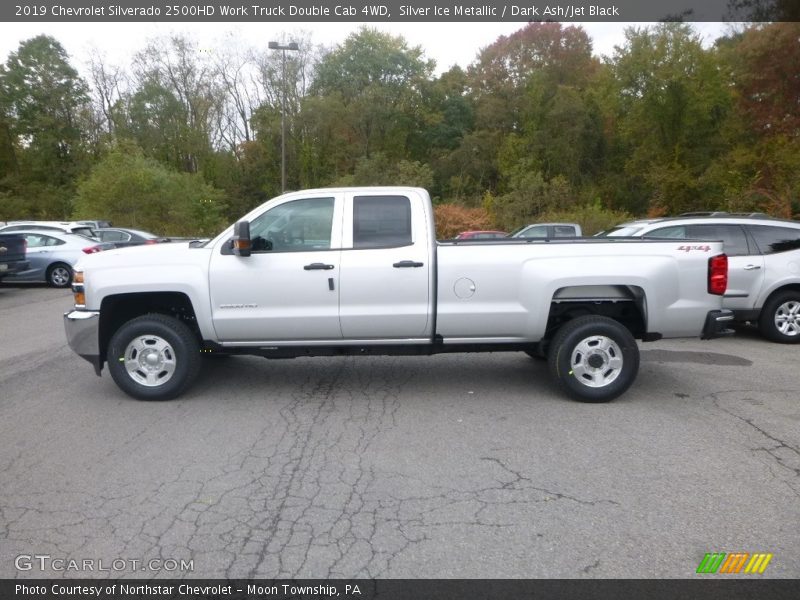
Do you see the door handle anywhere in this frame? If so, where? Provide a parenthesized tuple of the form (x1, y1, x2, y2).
(743, 264, 762, 270)
(303, 263, 334, 270)
(393, 260, 424, 268)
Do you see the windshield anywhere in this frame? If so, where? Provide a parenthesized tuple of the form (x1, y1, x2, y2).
(72, 227, 97, 238)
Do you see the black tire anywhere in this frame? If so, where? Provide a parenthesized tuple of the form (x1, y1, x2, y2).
(107, 314, 201, 400)
(46, 263, 73, 288)
(547, 315, 639, 403)
(758, 290, 800, 344)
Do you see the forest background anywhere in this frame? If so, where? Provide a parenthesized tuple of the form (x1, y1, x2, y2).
(0, 22, 798, 238)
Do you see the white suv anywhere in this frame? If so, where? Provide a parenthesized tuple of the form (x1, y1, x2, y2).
(0, 221, 97, 238)
(603, 214, 800, 343)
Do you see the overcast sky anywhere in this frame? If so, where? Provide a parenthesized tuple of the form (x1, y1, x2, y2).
(0, 21, 729, 75)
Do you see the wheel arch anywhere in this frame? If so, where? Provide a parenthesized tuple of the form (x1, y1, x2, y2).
(98, 292, 201, 363)
(546, 285, 648, 341)
(759, 282, 800, 311)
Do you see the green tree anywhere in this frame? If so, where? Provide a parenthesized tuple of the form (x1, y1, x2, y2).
(333, 152, 433, 189)
(74, 142, 226, 235)
(121, 35, 219, 174)
(607, 23, 731, 214)
(0, 35, 90, 217)
(308, 27, 434, 164)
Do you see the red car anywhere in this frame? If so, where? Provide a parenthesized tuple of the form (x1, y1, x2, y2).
(454, 230, 508, 239)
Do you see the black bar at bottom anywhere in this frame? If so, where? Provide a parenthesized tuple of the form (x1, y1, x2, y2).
(2, 579, 798, 600)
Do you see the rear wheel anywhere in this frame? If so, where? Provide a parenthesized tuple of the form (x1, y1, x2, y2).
(107, 314, 201, 400)
(46, 263, 72, 288)
(758, 290, 800, 343)
(547, 315, 639, 402)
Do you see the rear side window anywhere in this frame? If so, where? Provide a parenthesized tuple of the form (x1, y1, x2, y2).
(644, 224, 751, 256)
(353, 195, 412, 248)
(687, 224, 750, 256)
(553, 226, 577, 237)
(25, 234, 64, 247)
(99, 230, 129, 242)
(747, 225, 800, 255)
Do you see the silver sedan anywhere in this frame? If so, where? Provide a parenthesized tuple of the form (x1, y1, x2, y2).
(1, 230, 114, 288)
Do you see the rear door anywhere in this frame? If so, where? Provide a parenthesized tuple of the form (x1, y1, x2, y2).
(338, 192, 433, 339)
(746, 224, 800, 305)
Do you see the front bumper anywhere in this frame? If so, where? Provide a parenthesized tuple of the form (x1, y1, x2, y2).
(701, 309, 735, 340)
(64, 310, 103, 375)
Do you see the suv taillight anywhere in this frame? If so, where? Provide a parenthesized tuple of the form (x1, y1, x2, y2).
(708, 254, 728, 295)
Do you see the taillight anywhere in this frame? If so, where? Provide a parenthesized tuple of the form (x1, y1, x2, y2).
(82, 246, 104, 254)
(145, 239, 158, 245)
(708, 254, 728, 295)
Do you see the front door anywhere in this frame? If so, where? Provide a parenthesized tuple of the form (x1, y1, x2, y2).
(209, 195, 344, 342)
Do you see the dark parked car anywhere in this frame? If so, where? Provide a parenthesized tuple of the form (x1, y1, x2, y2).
(0, 233, 29, 283)
(92, 228, 168, 248)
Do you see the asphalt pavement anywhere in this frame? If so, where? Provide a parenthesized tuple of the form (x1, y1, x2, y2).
(1, 284, 798, 578)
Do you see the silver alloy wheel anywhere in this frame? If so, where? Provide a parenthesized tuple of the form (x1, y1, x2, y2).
(123, 335, 177, 387)
(50, 266, 71, 286)
(774, 300, 800, 337)
(570, 335, 623, 388)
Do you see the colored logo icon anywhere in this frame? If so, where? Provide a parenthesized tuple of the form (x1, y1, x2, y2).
(696, 552, 773, 574)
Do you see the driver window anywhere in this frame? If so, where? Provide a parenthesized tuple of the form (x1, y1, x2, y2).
(522, 226, 547, 238)
(249, 197, 335, 252)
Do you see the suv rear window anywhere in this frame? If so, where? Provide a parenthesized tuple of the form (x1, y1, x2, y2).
(746, 225, 800, 255)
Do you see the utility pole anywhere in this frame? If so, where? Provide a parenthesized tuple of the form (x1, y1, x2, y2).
(268, 41, 299, 192)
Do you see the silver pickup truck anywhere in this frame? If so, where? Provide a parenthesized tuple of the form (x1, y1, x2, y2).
(64, 187, 733, 403)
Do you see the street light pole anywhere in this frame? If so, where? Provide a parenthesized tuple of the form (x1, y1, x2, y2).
(268, 41, 299, 193)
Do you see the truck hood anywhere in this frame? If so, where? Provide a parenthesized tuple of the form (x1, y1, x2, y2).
(76, 241, 205, 271)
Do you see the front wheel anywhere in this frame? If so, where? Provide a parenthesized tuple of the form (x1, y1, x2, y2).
(107, 314, 201, 400)
(547, 315, 639, 403)
(46, 263, 73, 288)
